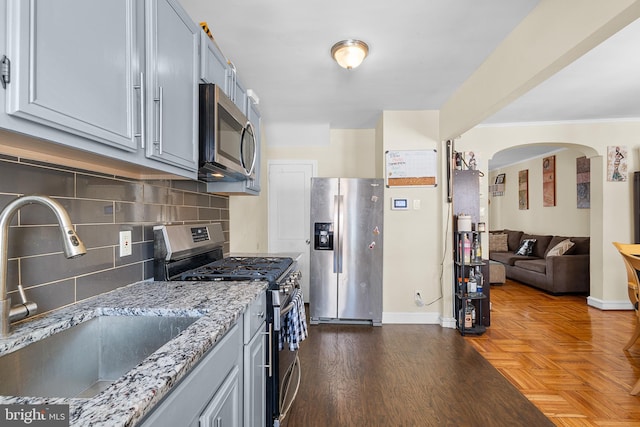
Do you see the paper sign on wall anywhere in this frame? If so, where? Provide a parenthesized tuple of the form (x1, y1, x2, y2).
(385, 150, 437, 187)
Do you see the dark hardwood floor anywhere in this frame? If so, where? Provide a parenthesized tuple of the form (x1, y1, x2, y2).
(286, 281, 640, 426)
(286, 310, 552, 426)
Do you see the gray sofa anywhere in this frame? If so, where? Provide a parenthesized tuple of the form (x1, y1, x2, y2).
(488, 229, 590, 294)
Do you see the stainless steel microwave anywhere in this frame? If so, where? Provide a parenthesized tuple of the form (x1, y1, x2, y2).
(198, 84, 256, 182)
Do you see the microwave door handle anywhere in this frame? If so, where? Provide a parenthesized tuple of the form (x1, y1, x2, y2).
(241, 122, 257, 175)
(239, 127, 248, 175)
(249, 123, 257, 175)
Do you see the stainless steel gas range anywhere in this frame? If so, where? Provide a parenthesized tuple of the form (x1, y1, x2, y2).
(153, 223, 304, 427)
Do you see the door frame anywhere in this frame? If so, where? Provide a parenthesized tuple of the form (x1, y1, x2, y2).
(267, 160, 318, 302)
(267, 159, 318, 251)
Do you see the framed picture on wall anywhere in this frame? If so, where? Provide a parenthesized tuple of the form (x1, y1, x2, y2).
(495, 173, 505, 185)
(576, 156, 590, 209)
(542, 155, 556, 207)
(518, 170, 528, 210)
(607, 145, 627, 182)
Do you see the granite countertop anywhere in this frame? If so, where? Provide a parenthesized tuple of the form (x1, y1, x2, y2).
(0, 279, 267, 426)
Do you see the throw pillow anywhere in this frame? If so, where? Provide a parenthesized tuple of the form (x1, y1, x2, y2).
(489, 233, 508, 252)
(546, 238, 575, 257)
(515, 239, 536, 256)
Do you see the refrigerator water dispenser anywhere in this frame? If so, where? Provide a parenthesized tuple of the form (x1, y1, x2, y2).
(314, 222, 334, 250)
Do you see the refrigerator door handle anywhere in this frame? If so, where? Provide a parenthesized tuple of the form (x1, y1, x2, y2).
(337, 195, 344, 274)
(333, 195, 339, 273)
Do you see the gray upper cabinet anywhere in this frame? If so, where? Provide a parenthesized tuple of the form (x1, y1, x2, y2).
(2, 0, 198, 177)
(200, 34, 248, 116)
(230, 71, 248, 115)
(144, 0, 199, 171)
(5, 0, 139, 152)
(200, 32, 228, 88)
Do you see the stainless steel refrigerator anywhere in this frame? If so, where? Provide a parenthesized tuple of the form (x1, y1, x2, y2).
(309, 178, 384, 325)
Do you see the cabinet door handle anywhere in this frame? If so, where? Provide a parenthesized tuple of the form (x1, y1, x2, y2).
(260, 324, 273, 377)
(134, 73, 145, 149)
(157, 86, 164, 154)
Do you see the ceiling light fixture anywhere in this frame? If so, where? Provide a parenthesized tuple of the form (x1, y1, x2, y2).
(331, 39, 369, 70)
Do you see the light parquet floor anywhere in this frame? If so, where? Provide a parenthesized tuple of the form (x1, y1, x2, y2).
(466, 280, 640, 426)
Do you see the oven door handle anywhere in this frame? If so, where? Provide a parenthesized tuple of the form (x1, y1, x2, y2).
(279, 288, 301, 319)
(280, 300, 295, 317)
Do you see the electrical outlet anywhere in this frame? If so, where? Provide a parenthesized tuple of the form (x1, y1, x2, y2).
(414, 289, 424, 307)
(119, 230, 132, 257)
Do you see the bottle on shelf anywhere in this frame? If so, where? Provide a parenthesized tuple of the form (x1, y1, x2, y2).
(475, 266, 484, 295)
(458, 277, 466, 295)
(468, 270, 477, 294)
(470, 301, 476, 326)
(472, 235, 482, 262)
(463, 233, 471, 263)
(464, 300, 473, 328)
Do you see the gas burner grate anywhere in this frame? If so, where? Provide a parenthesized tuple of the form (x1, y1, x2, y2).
(180, 256, 294, 284)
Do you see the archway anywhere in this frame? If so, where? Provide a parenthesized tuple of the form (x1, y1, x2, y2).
(484, 142, 602, 301)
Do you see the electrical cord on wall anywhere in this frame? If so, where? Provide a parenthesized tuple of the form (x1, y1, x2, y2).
(424, 200, 452, 307)
(416, 157, 457, 308)
(416, 200, 452, 308)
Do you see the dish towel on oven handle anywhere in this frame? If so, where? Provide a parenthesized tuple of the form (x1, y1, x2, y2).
(279, 289, 308, 351)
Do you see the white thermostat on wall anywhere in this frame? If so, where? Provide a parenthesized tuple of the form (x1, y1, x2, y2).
(391, 198, 409, 210)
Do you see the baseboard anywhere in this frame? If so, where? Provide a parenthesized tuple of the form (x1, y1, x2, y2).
(382, 311, 455, 326)
(587, 296, 633, 310)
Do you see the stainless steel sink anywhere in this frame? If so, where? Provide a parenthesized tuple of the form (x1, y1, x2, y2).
(0, 315, 198, 398)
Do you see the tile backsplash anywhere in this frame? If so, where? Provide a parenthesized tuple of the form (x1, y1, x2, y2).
(0, 154, 229, 316)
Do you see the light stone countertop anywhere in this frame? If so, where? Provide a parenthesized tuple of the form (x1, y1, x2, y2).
(0, 279, 267, 426)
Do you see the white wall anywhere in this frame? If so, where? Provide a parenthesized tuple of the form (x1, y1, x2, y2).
(233, 117, 640, 321)
(233, 117, 451, 324)
(230, 127, 377, 253)
(267, 128, 377, 178)
(488, 147, 590, 237)
(229, 124, 269, 253)
(380, 111, 448, 324)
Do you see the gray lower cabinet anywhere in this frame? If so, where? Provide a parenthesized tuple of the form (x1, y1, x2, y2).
(1, 0, 198, 176)
(139, 291, 266, 427)
(243, 293, 266, 427)
(138, 322, 243, 427)
(199, 365, 242, 427)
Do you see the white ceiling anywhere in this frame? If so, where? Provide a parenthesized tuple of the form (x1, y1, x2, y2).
(181, 0, 640, 164)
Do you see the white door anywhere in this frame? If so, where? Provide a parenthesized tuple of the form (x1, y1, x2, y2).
(268, 161, 317, 302)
